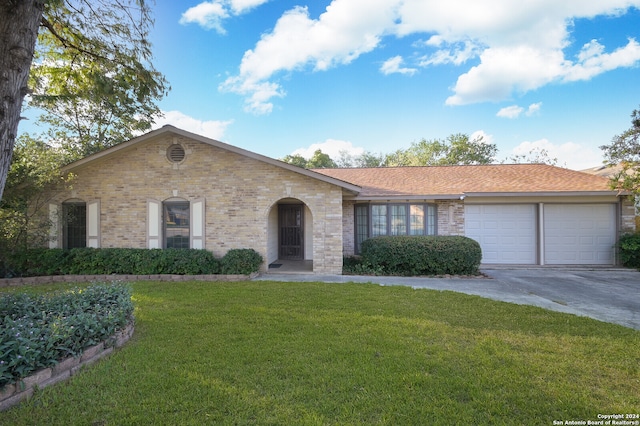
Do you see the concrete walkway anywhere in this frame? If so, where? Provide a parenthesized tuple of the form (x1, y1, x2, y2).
(255, 267, 640, 330)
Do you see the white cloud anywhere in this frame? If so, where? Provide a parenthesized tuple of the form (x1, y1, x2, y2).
(508, 139, 603, 170)
(380, 56, 417, 75)
(497, 105, 525, 119)
(497, 102, 542, 119)
(419, 40, 481, 66)
(152, 110, 233, 140)
(220, 1, 399, 114)
(470, 130, 494, 145)
(180, 0, 270, 33)
(220, 0, 640, 113)
(292, 139, 365, 160)
(563, 38, 640, 82)
(526, 102, 542, 116)
(229, 0, 269, 14)
(180, 2, 229, 33)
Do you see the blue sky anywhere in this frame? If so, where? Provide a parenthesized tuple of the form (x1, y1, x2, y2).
(33, 1, 640, 169)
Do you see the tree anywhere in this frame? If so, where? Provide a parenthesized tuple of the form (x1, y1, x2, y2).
(281, 149, 337, 169)
(281, 153, 309, 168)
(600, 106, 640, 195)
(385, 133, 497, 166)
(505, 147, 559, 166)
(334, 150, 386, 168)
(0, 0, 44, 201)
(0, 134, 72, 254)
(306, 149, 337, 169)
(0, 0, 167, 199)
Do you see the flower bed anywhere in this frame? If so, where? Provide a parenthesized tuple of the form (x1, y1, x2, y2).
(0, 324, 134, 411)
(0, 282, 135, 411)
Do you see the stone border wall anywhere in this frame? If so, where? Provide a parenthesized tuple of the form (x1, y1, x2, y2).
(0, 273, 258, 288)
(0, 323, 135, 412)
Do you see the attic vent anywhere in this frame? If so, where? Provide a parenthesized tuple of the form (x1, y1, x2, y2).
(167, 144, 186, 163)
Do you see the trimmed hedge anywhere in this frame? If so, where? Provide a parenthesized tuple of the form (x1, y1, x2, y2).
(0, 248, 263, 278)
(0, 282, 134, 387)
(618, 233, 640, 269)
(358, 235, 482, 276)
(221, 249, 264, 275)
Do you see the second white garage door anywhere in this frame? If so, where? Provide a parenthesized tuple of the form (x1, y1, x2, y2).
(464, 204, 537, 264)
(543, 204, 616, 265)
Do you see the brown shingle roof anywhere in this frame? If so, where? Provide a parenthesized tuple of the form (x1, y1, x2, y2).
(313, 164, 614, 198)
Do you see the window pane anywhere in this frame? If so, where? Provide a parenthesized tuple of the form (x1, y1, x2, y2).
(410, 205, 425, 235)
(390, 205, 407, 235)
(371, 205, 387, 237)
(355, 205, 369, 253)
(164, 202, 190, 249)
(63, 203, 86, 249)
(426, 205, 436, 235)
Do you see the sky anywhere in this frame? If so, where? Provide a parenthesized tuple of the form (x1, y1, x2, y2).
(28, 0, 640, 169)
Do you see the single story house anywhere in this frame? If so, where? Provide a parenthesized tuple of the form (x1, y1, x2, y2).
(47, 125, 636, 274)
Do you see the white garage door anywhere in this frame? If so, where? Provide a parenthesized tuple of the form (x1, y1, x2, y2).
(465, 205, 537, 264)
(544, 204, 616, 265)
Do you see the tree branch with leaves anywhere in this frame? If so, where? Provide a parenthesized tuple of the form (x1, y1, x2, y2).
(0, 0, 168, 200)
(601, 106, 640, 195)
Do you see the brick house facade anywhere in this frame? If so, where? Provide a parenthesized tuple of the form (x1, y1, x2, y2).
(47, 126, 635, 272)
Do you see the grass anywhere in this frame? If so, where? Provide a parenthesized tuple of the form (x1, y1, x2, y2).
(1, 280, 639, 425)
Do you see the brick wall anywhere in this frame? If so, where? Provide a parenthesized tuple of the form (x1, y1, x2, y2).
(48, 133, 345, 274)
(341, 200, 356, 256)
(620, 196, 637, 234)
(436, 200, 465, 236)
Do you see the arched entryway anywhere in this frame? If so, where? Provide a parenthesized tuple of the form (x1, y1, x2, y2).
(267, 198, 313, 272)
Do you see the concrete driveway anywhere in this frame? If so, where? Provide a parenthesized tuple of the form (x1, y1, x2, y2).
(256, 267, 640, 330)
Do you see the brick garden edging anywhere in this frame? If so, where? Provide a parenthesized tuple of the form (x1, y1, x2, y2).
(0, 273, 257, 410)
(0, 272, 259, 287)
(0, 323, 135, 412)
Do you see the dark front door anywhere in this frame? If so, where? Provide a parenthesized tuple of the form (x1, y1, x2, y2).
(279, 204, 304, 260)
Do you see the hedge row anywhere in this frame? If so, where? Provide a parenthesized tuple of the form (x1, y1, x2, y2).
(618, 233, 640, 269)
(348, 236, 482, 276)
(0, 248, 263, 278)
(0, 282, 134, 387)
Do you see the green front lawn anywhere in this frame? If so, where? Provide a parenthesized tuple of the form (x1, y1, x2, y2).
(2, 280, 639, 425)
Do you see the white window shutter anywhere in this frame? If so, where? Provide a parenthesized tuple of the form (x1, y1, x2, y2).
(191, 198, 205, 249)
(148, 199, 162, 249)
(87, 200, 101, 248)
(49, 204, 59, 249)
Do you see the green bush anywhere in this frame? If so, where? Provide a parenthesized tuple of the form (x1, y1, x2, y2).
(342, 256, 385, 275)
(0, 282, 134, 387)
(359, 236, 482, 276)
(220, 249, 263, 275)
(618, 233, 640, 268)
(1, 248, 225, 277)
(0, 248, 268, 278)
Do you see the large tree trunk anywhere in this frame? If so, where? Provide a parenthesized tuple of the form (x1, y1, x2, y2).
(0, 0, 45, 201)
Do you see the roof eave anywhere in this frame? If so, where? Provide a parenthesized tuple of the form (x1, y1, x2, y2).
(347, 191, 624, 201)
(463, 191, 622, 197)
(351, 194, 463, 201)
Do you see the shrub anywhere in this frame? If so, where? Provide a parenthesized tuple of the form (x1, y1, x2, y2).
(0, 282, 134, 387)
(618, 233, 640, 268)
(220, 249, 263, 274)
(360, 236, 482, 276)
(342, 256, 385, 275)
(1, 248, 222, 278)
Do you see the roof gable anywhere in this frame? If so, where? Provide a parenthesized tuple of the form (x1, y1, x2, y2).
(61, 125, 361, 193)
(314, 164, 616, 198)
